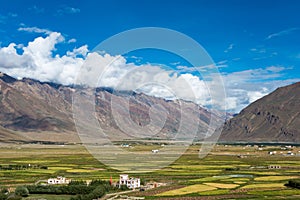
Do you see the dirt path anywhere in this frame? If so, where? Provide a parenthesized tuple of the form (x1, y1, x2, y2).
(99, 190, 134, 200)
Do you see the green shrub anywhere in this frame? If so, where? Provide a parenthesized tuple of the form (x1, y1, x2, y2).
(0, 193, 7, 200)
(14, 186, 29, 197)
(0, 187, 8, 194)
(285, 179, 300, 189)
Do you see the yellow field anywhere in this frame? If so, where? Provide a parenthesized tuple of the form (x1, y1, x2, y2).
(157, 184, 216, 196)
(238, 171, 280, 175)
(1, 144, 300, 199)
(171, 165, 237, 169)
(66, 169, 96, 173)
(48, 167, 73, 170)
(189, 176, 231, 182)
(254, 176, 299, 181)
(13, 160, 59, 164)
(203, 182, 239, 189)
(242, 183, 285, 189)
(234, 181, 246, 184)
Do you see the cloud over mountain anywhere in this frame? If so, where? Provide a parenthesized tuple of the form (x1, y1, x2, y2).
(0, 30, 298, 113)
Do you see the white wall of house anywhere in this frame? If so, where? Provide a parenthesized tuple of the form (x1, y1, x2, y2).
(47, 176, 70, 185)
(119, 174, 140, 189)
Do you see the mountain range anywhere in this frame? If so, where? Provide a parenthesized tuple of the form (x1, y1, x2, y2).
(0, 72, 216, 143)
(0, 72, 299, 144)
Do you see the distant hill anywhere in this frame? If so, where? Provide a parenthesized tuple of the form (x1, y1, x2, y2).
(220, 82, 300, 143)
(0, 72, 217, 143)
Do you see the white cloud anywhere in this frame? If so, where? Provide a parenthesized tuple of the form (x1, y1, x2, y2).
(216, 60, 228, 65)
(0, 32, 87, 85)
(220, 67, 300, 113)
(247, 90, 268, 103)
(68, 38, 77, 43)
(266, 28, 299, 40)
(0, 32, 299, 113)
(170, 61, 180, 66)
(18, 26, 52, 35)
(56, 6, 80, 15)
(266, 66, 286, 72)
(224, 43, 234, 53)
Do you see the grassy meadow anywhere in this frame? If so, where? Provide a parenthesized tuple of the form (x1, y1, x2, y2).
(0, 143, 299, 199)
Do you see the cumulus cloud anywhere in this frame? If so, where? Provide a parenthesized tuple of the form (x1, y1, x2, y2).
(0, 32, 298, 113)
(220, 66, 299, 112)
(247, 90, 268, 103)
(0, 32, 86, 85)
(78, 53, 212, 105)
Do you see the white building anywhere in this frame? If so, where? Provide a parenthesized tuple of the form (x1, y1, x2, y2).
(119, 174, 140, 189)
(47, 176, 70, 185)
(152, 149, 159, 153)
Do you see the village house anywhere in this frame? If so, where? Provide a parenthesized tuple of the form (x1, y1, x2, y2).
(268, 165, 281, 169)
(119, 174, 140, 189)
(47, 176, 70, 185)
(152, 149, 159, 153)
(287, 151, 294, 156)
(268, 151, 277, 155)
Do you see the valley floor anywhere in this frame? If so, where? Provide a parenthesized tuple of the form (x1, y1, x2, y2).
(0, 143, 299, 199)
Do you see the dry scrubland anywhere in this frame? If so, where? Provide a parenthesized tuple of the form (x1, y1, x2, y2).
(0, 143, 299, 199)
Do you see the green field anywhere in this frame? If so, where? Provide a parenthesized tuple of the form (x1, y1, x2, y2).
(0, 143, 299, 199)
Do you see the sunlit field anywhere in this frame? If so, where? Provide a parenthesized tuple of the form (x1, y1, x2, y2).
(0, 143, 299, 199)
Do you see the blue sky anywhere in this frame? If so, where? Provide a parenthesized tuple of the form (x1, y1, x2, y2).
(0, 0, 299, 112)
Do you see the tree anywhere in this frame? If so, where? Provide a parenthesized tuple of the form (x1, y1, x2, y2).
(14, 186, 29, 197)
(0, 187, 8, 194)
(0, 193, 7, 200)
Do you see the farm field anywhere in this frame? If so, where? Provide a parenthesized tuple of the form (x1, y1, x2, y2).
(0, 142, 299, 199)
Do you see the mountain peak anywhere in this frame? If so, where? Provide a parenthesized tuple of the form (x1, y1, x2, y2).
(220, 81, 300, 143)
(0, 72, 17, 83)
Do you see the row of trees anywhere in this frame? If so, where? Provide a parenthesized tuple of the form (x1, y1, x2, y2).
(0, 164, 47, 170)
(0, 179, 126, 200)
(285, 179, 300, 189)
(26, 179, 113, 195)
(0, 186, 27, 200)
(28, 179, 117, 200)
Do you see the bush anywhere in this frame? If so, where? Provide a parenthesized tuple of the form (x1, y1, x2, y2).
(285, 179, 300, 189)
(14, 186, 29, 197)
(71, 186, 105, 200)
(0, 193, 7, 200)
(119, 185, 129, 191)
(88, 186, 105, 198)
(26, 184, 94, 195)
(69, 180, 87, 186)
(0, 187, 8, 194)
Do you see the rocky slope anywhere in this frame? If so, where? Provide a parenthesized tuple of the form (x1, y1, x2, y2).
(0, 72, 218, 143)
(220, 82, 300, 143)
